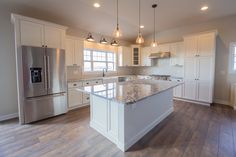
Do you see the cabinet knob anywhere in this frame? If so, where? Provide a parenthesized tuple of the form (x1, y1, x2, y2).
(42, 45, 44, 47)
(73, 84, 77, 86)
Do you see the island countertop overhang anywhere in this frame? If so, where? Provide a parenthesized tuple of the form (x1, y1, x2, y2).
(77, 79, 182, 104)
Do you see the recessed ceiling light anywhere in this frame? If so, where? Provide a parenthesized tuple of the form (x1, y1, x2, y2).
(140, 25, 144, 29)
(93, 3, 100, 8)
(201, 6, 208, 11)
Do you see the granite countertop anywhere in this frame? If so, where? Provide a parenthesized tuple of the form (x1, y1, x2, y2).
(67, 75, 137, 82)
(77, 79, 181, 104)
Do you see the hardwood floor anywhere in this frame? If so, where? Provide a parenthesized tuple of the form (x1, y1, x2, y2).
(1, 101, 236, 157)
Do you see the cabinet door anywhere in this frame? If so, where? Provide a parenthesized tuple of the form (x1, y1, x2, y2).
(183, 81, 197, 100)
(132, 47, 140, 66)
(198, 33, 215, 57)
(141, 47, 151, 66)
(197, 81, 212, 103)
(74, 39, 84, 66)
(68, 89, 83, 108)
(159, 44, 170, 52)
(184, 36, 198, 57)
(65, 38, 75, 66)
(197, 57, 213, 81)
(174, 84, 183, 98)
(44, 26, 65, 49)
(184, 58, 197, 80)
(118, 46, 132, 66)
(20, 20, 44, 47)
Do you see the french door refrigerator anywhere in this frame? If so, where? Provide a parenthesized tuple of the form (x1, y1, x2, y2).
(21, 46, 67, 124)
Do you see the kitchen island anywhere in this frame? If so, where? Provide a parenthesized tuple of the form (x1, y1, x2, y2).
(77, 79, 180, 152)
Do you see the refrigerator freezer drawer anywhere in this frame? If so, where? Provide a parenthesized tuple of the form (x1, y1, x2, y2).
(24, 93, 67, 123)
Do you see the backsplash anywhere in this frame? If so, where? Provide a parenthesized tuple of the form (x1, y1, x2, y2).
(133, 59, 184, 77)
(66, 66, 135, 80)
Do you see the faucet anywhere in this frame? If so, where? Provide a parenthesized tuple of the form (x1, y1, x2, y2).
(102, 68, 108, 77)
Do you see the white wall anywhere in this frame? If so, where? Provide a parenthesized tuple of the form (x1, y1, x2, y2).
(138, 14, 236, 105)
(0, 7, 18, 118)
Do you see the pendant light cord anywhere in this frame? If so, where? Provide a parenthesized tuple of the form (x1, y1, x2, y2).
(117, 0, 119, 28)
(153, 5, 156, 42)
(139, 0, 141, 34)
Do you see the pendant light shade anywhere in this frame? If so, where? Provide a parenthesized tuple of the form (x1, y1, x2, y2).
(111, 39, 118, 46)
(151, 4, 157, 47)
(136, 0, 144, 44)
(86, 33, 95, 42)
(136, 33, 144, 44)
(100, 37, 108, 44)
(113, 0, 122, 38)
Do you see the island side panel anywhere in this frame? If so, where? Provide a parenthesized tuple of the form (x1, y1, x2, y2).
(90, 95, 124, 146)
(123, 89, 174, 151)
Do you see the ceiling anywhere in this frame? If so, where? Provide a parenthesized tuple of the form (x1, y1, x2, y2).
(1, 0, 236, 41)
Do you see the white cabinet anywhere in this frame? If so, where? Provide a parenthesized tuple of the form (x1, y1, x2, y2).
(65, 36, 84, 66)
(184, 32, 216, 57)
(141, 47, 152, 66)
(131, 45, 141, 66)
(13, 14, 67, 49)
(183, 81, 197, 100)
(158, 43, 170, 52)
(170, 42, 184, 66)
(184, 36, 198, 57)
(183, 31, 216, 104)
(118, 46, 132, 66)
(20, 20, 44, 47)
(183, 57, 214, 103)
(44, 26, 65, 49)
(68, 82, 83, 110)
(198, 33, 215, 57)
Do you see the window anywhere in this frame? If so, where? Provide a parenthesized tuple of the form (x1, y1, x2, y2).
(83, 49, 116, 72)
(229, 43, 236, 73)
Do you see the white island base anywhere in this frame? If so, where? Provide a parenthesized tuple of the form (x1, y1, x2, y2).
(90, 89, 174, 152)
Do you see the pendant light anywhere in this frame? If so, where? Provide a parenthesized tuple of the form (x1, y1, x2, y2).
(113, 0, 122, 38)
(86, 32, 95, 42)
(111, 39, 119, 46)
(151, 4, 157, 47)
(100, 37, 108, 44)
(136, 0, 144, 44)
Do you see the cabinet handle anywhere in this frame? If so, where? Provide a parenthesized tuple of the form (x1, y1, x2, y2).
(73, 84, 77, 86)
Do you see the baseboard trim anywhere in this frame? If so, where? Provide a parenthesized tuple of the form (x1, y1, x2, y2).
(174, 98, 210, 106)
(213, 99, 231, 106)
(0, 113, 18, 122)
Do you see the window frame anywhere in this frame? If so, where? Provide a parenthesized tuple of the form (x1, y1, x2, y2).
(229, 42, 236, 74)
(83, 48, 117, 73)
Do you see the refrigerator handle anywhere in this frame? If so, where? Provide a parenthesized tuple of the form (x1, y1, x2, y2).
(43, 56, 47, 90)
(47, 56, 51, 89)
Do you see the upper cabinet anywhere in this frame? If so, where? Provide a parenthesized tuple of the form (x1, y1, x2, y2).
(141, 46, 152, 66)
(65, 36, 84, 66)
(44, 25, 65, 49)
(118, 46, 132, 67)
(12, 14, 67, 49)
(131, 45, 141, 66)
(20, 20, 44, 47)
(184, 32, 216, 57)
(170, 42, 184, 66)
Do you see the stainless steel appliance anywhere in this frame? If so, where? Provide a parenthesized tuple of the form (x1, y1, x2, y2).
(21, 46, 67, 124)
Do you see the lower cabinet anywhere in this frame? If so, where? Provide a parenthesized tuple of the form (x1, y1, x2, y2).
(173, 84, 183, 98)
(68, 88, 83, 109)
(183, 80, 212, 103)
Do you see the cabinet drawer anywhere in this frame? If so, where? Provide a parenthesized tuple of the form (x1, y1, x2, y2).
(83, 93, 90, 104)
(68, 82, 82, 88)
(83, 79, 103, 86)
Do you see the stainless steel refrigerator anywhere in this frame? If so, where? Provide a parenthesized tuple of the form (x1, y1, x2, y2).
(21, 46, 67, 124)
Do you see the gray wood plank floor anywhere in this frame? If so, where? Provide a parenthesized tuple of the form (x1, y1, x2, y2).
(1, 100, 236, 157)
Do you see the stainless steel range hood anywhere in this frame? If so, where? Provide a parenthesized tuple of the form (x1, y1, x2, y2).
(148, 52, 171, 59)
